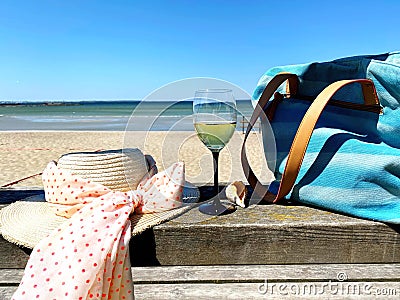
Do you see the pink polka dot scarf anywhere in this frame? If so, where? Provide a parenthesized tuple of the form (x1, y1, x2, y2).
(12, 161, 185, 300)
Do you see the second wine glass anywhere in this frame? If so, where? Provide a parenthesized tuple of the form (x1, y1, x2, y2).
(193, 89, 237, 215)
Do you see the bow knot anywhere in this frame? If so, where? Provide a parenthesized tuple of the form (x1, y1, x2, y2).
(12, 161, 185, 300)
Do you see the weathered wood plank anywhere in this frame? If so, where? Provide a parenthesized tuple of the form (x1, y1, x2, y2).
(0, 269, 24, 284)
(133, 282, 400, 299)
(151, 204, 400, 265)
(2, 264, 400, 285)
(2, 188, 400, 266)
(131, 264, 400, 283)
(2, 283, 399, 300)
(2, 265, 400, 300)
(0, 287, 16, 300)
(0, 237, 30, 269)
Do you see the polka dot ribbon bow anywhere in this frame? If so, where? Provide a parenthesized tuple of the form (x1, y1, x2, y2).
(12, 161, 185, 300)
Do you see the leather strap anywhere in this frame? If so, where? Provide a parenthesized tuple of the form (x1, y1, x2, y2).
(242, 76, 379, 203)
(274, 79, 379, 202)
(241, 73, 298, 202)
(285, 75, 298, 96)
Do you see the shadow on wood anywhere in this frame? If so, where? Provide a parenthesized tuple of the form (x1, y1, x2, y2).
(0, 188, 44, 204)
(130, 229, 161, 267)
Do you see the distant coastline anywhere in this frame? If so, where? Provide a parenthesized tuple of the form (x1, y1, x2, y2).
(0, 99, 251, 105)
(0, 99, 254, 131)
(0, 100, 138, 107)
(0, 100, 139, 106)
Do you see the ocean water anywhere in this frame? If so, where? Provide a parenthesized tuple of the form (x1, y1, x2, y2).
(0, 100, 255, 131)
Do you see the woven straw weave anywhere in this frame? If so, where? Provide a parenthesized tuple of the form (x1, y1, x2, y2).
(57, 149, 148, 191)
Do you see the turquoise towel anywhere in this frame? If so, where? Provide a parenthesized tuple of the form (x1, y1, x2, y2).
(253, 52, 400, 223)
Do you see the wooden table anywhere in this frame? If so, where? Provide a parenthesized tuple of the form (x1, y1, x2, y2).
(1, 187, 400, 299)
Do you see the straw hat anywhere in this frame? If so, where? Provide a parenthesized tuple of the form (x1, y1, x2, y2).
(57, 148, 149, 191)
(0, 149, 199, 249)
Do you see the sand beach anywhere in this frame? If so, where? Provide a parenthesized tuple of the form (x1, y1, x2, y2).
(0, 131, 271, 188)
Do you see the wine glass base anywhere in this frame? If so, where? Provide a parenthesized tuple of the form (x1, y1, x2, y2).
(198, 202, 236, 216)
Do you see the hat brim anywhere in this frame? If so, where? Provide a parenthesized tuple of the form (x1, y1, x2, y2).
(0, 182, 199, 249)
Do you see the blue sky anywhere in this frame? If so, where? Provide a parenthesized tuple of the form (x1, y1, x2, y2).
(0, 0, 399, 100)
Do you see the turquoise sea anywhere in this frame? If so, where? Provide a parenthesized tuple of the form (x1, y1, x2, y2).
(0, 100, 254, 131)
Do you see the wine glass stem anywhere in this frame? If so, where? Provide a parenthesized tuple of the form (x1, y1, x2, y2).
(212, 150, 220, 198)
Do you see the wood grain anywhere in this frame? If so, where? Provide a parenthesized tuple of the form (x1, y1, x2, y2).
(2, 265, 400, 299)
(0, 287, 16, 300)
(133, 282, 400, 300)
(2, 283, 399, 300)
(1, 189, 400, 267)
(2, 264, 400, 284)
(152, 204, 400, 265)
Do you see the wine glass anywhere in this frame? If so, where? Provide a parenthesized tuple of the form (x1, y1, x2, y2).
(193, 89, 237, 215)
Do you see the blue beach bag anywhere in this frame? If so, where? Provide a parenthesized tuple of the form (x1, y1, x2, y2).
(241, 52, 400, 223)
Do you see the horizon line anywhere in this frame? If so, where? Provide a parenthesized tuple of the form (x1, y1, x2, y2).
(0, 98, 252, 102)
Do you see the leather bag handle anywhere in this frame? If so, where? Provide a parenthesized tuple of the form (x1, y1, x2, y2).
(241, 73, 299, 202)
(242, 75, 379, 203)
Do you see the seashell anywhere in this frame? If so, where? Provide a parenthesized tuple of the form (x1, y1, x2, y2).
(225, 181, 247, 208)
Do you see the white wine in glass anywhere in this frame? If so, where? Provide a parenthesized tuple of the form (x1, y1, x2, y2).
(194, 122, 236, 152)
(193, 89, 237, 215)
